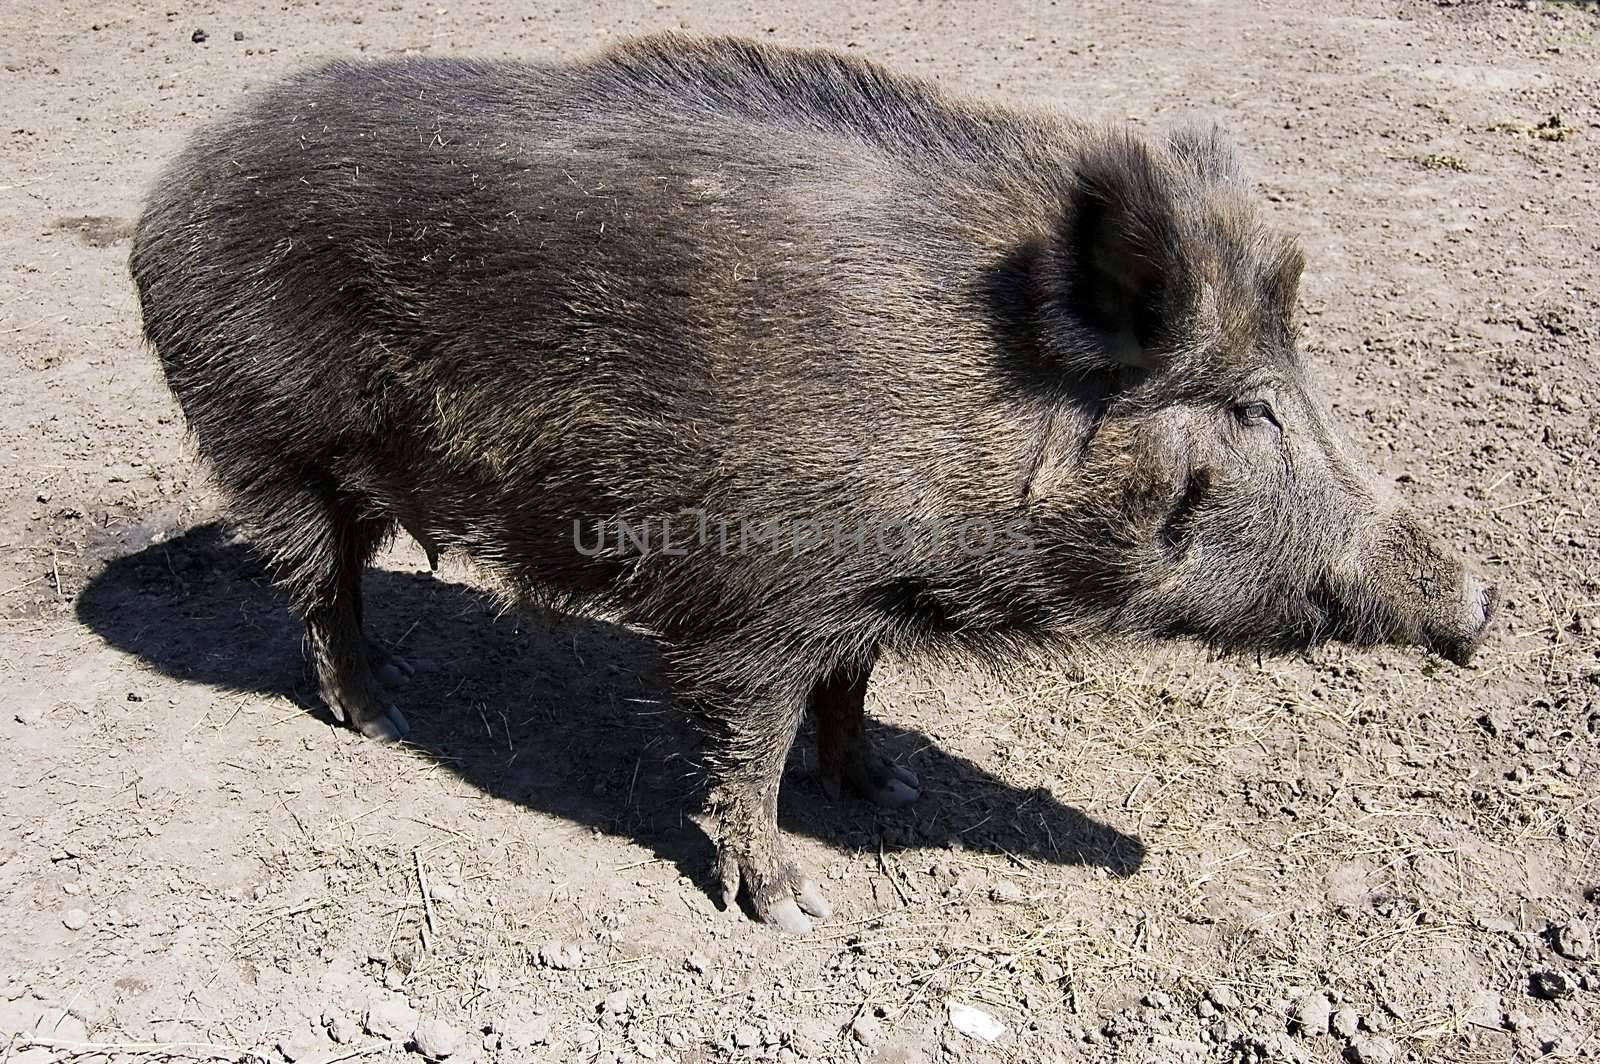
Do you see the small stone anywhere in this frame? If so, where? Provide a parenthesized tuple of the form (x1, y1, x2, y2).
(191, 28, 208, 43)
(233, 29, 245, 41)
(1346, 1034, 1398, 1064)
(413, 1016, 462, 1059)
(1196, 999, 1217, 1019)
(851, 1015, 881, 1047)
(276, 1029, 324, 1062)
(1331, 1007, 1360, 1039)
(733, 1025, 760, 1048)
(1529, 970, 1574, 1000)
(1207, 985, 1240, 1011)
(1290, 992, 1331, 1036)
(990, 879, 1026, 904)
(537, 941, 581, 970)
(947, 1001, 1006, 1042)
(61, 908, 89, 931)
(603, 990, 631, 1016)
(1552, 921, 1593, 961)
(364, 994, 418, 1042)
(382, 968, 404, 991)
(322, 1011, 357, 1044)
(685, 951, 710, 974)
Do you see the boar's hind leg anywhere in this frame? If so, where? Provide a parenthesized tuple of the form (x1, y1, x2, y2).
(235, 471, 408, 742)
(701, 680, 832, 933)
(811, 657, 920, 807)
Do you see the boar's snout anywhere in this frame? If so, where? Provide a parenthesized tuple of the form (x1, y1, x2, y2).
(1428, 570, 1499, 666)
(1358, 510, 1498, 666)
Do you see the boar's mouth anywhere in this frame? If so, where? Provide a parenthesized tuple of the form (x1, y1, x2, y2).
(1421, 582, 1500, 666)
(1306, 573, 1498, 666)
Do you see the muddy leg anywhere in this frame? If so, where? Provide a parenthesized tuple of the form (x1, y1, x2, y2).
(811, 655, 920, 807)
(695, 675, 831, 934)
(231, 470, 406, 741)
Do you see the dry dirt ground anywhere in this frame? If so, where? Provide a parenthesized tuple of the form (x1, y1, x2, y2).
(2, 1, 1598, 1062)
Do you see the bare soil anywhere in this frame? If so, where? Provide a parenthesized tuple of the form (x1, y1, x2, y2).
(2, 1, 1597, 1062)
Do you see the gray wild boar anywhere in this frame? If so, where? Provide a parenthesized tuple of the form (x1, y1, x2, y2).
(130, 35, 1496, 932)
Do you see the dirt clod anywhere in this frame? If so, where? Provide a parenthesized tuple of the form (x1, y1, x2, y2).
(365, 995, 418, 1042)
(1528, 970, 1574, 1001)
(321, 1011, 357, 1045)
(1290, 992, 1332, 1036)
(537, 941, 582, 971)
(1207, 985, 1241, 1012)
(1552, 921, 1593, 961)
(1330, 1007, 1360, 1039)
(851, 1015, 881, 1046)
(413, 1015, 462, 1059)
(1345, 1034, 1399, 1064)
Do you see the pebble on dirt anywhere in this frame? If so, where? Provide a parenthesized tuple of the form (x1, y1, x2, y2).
(191, 28, 208, 43)
(948, 1000, 1007, 1042)
(537, 941, 581, 971)
(365, 994, 419, 1042)
(1289, 991, 1332, 1036)
(1206, 985, 1240, 1011)
(275, 1029, 324, 1063)
(60, 908, 88, 931)
(850, 1015, 881, 1047)
(1552, 921, 1593, 961)
(413, 1015, 462, 1060)
(1330, 1006, 1360, 1039)
(990, 879, 1026, 904)
(322, 1011, 357, 1044)
(1346, 1034, 1399, 1064)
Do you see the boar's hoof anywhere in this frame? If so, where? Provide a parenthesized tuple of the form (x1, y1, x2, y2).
(358, 706, 412, 743)
(765, 889, 829, 935)
(718, 850, 831, 934)
(824, 750, 922, 808)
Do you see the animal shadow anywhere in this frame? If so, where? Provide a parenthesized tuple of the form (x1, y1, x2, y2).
(75, 522, 1145, 898)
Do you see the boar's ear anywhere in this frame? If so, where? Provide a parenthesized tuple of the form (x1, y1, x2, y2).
(1047, 132, 1191, 374)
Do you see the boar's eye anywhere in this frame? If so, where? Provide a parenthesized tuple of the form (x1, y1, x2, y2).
(1235, 400, 1276, 427)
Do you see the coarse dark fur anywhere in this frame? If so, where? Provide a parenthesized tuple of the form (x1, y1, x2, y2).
(129, 34, 1496, 931)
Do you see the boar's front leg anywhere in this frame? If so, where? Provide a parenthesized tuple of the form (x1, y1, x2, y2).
(698, 674, 832, 933)
(811, 654, 921, 807)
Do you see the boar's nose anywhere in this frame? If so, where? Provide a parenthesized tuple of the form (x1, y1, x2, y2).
(1428, 573, 1499, 666)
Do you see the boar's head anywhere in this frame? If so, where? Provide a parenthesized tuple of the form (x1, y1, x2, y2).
(1019, 126, 1496, 665)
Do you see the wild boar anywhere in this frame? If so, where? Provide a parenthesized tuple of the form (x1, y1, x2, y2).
(129, 34, 1496, 932)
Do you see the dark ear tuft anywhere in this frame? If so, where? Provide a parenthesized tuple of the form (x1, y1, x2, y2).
(1047, 131, 1191, 373)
